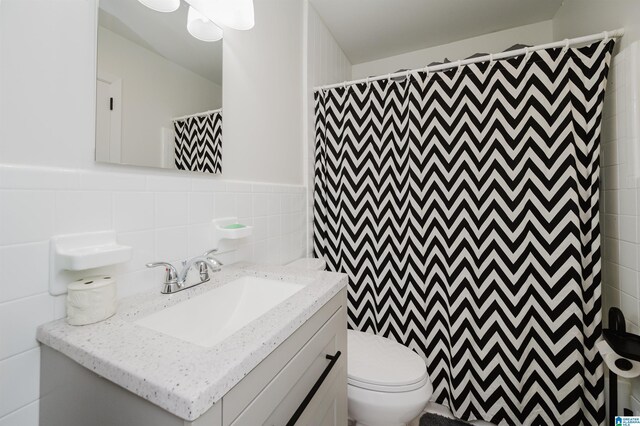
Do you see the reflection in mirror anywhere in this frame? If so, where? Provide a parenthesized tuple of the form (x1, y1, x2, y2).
(96, 0, 223, 173)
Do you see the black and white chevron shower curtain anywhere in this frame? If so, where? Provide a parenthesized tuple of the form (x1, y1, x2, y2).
(174, 110, 222, 173)
(313, 40, 615, 425)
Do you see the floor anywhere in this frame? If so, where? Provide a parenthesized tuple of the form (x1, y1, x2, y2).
(409, 402, 497, 426)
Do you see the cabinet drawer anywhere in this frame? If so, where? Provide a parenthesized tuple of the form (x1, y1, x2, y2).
(229, 300, 347, 426)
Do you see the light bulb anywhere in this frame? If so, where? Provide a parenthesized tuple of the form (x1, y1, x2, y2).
(187, 6, 223, 42)
(137, 0, 180, 13)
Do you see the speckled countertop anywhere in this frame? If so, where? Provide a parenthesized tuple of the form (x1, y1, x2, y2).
(36, 264, 347, 421)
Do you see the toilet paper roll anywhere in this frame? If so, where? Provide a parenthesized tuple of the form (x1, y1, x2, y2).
(66, 275, 117, 326)
(596, 339, 640, 378)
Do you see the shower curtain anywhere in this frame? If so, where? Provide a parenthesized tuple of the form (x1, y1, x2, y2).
(313, 40, 614, 425)
(174, 110, 222, 173)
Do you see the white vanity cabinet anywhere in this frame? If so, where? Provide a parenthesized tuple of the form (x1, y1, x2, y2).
(40, 288, 348, 426)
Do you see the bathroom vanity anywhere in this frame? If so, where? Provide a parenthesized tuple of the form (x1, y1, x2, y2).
(36, 265, 348, 426)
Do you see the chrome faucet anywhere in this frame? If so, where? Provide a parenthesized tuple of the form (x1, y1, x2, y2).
(147, 249, 223, 294)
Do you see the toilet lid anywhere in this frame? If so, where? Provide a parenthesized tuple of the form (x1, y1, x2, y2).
(347, 330, 428, 391)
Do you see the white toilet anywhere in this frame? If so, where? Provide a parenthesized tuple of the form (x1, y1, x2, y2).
(286, 258, 433, 426)
(347, 330, 432, 426)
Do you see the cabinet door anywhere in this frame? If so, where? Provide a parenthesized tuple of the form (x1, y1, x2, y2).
(289, 360, 347, 426)
(228, 297, 347, 426)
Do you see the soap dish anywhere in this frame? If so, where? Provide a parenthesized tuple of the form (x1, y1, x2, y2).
(212, 217, 253, 244)
(49, 231, 132, 296)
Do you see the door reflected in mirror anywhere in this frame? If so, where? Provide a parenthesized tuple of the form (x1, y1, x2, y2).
(96, 0, 222, 173)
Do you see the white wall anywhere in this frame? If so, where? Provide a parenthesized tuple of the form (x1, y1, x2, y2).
(553, 0, 640, 51)
(98, 26, 222, 168)
(352, 20, 554, 79)
(304, 3, 351, 254)
(222, 0, 304, 185)
(0, 0, 308, 423)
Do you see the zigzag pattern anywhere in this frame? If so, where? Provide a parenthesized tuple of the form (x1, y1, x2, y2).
(174, 111, 222, 173)
(313, 40, 614, 425)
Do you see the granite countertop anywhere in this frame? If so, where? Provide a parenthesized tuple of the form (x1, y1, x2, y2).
(36, 264, 347, 421)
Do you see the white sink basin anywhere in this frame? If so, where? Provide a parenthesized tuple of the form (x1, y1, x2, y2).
(134, 276, 306, 347)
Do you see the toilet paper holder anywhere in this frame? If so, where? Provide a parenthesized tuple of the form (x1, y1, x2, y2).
(601, 308, 640, 425)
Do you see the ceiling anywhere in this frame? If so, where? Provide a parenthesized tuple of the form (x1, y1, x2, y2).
(309, 0, 563, 65)
(99, 0, 222, 85)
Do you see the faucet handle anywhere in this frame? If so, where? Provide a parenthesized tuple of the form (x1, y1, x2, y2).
(146, 262, 179, 284)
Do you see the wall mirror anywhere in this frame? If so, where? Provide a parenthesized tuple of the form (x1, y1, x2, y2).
(96, 0, 223, 173)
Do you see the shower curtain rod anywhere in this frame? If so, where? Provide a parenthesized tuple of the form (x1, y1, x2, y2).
(313, 28, 624, 92)
(171, 108, 222, 122)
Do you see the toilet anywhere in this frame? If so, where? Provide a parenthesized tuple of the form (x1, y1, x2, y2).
(287, 258, 433, 426)
(347, 330, 432, 426)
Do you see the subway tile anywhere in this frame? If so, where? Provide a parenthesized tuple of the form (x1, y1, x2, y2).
(267, 194, 281, 215)
(236, 193, 253, 218)
(77, 171, 146, 192)
(604, 166, 619, 190)
(0, 293, 54, 360)
(622, 294, 640, 325)
(116, 230, 155, 273)
(52, 295, 66, 320)
(235, 244, 253, 264)
(155, 227, 188, 262)
(188, 224, 214, 255)
(146, 174, 190, 192)
(0, 348, 40, 418)
(603, 142, 618, 166)
(0, 400, 38, 426)
(190, 177, 226, 192)
(603, 238, 619, 263)
(214, 192, 236, 218)
(251, 183, 270, 193)
(54, 191, 112, 235)
(117, 268, 158, 299)
(226, 181, 252, 193)
(605, 189, 618, 214)
(620, 266, 639, 298)
(604, 214, 617, 239)
(253, 240, 269, 264)
(605, 284, 621, 309)
(268, 215, 282, 238)
(155, 192, 187, 228)
(113, 192, 154, 232)
(188, 192, 214, 225)
(0, 243, 49, 303)
(619, 215, 637, 243)
(0, 191, 54, 245)
(252, 216, 268, 241)
(620, 240, 638, 270)
(0, 165, 77, 190)
(252, 193, 269, 217)
(620, 189, 637, 215)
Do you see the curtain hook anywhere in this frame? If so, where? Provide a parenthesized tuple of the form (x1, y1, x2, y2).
(456, 59, 462, 74)
(563, 38, 570, 51)
(424, 65, 430, 77)
(603, 30, 609, 41)
(387, 73, 392, 83)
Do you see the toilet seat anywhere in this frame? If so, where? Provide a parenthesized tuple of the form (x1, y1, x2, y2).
(347, 330, 428, 393)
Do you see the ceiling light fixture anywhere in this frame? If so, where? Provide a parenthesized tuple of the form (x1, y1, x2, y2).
(137, 0, 254, 42)
(187, 6, 223, 42)
(136, 0, 180, 13)
(185, 0, 255, 31)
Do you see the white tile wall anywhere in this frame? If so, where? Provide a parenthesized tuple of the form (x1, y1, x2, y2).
(0, 164, 307, 423)
(305, 4, 352, 255)
(600, 40, 640, 413)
